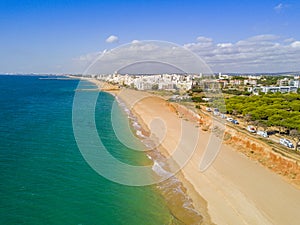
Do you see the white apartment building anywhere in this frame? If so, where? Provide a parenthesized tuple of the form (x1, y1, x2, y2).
(260, 86, 298, 93)
(96, 73, 197, 91)
(290, 79, 300, 88)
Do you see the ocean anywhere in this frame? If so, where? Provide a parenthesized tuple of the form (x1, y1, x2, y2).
(0, 75, 177, 225)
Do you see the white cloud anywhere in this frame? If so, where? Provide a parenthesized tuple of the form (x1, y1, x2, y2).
(284, 38, 295, 43)
(184, 34, 300, 72)
(217, 43, 233, 48)
(196, 36, 213, 42)
(274, 3, 283, 12)
(291, 41, 300, 48)
(274, 3, 289, 13)
(74, 41, 213, 74)
(246, 34, 280, 42)
(131, 40, 140, 44)
(184, 36, 214, 51)
(74, 35, 300, 73)
(106, 35, 119, 43)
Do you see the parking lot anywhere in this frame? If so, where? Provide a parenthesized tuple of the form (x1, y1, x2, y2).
(203, 106, 298, 152)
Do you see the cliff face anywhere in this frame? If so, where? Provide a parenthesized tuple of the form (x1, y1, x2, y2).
(223, 129, 300, 187)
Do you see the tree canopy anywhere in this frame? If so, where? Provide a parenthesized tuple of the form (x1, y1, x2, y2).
(212, 93, 300, 133)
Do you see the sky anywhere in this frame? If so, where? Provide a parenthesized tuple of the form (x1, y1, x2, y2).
(0, 0, 300, 74)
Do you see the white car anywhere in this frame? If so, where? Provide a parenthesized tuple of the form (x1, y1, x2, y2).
(226, 117, 233, 122)
(279, 138, 294, 148)
(213, 111, 219, 116)
(206, 107, 212, 112)
(247, 125, 256, 133)
(257, 130, 268, 138)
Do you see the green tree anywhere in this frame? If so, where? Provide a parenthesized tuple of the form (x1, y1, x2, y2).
(213, 92, 300, 134)
(191, 96, 203, 103)
(289, 101, 300, 111)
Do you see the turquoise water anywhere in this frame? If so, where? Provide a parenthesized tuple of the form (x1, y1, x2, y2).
(0, 75, 173, 224)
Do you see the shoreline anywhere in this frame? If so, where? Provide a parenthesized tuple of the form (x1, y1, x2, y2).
(83, 78, 300, 225)
(126, 98, 213, 224)
(81, 78, 212, 224)
(105, 86, 212, 224)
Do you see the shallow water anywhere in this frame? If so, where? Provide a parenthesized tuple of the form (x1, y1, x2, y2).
(0, 75, 174, 225)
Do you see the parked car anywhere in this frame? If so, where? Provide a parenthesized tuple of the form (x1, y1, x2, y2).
(279, 138, 294, 148)
(206, 107, 212, 112)
(220, 114, 227, 119)
(247, 125, 256, 133)
(257, 130, 268, 138)
(231, 119, 239, 124)
(213, 111, 219, 116)
(226, 117, 233, 122)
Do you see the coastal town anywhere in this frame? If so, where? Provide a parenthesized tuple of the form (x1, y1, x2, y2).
(77, 72, 300, 156)
(93, 72, 300, 94)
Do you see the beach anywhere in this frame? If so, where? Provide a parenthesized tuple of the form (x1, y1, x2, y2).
(87, 78, 300, 225)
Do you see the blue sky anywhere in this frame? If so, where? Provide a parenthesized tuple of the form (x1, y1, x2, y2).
(0, 0, 300, 73)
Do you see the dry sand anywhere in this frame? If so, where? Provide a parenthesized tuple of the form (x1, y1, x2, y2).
(84, 78, 300, 225)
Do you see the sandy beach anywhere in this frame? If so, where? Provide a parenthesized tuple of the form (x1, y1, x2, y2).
(86, 78, 300, 225)
(118, 88, 300, 225)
